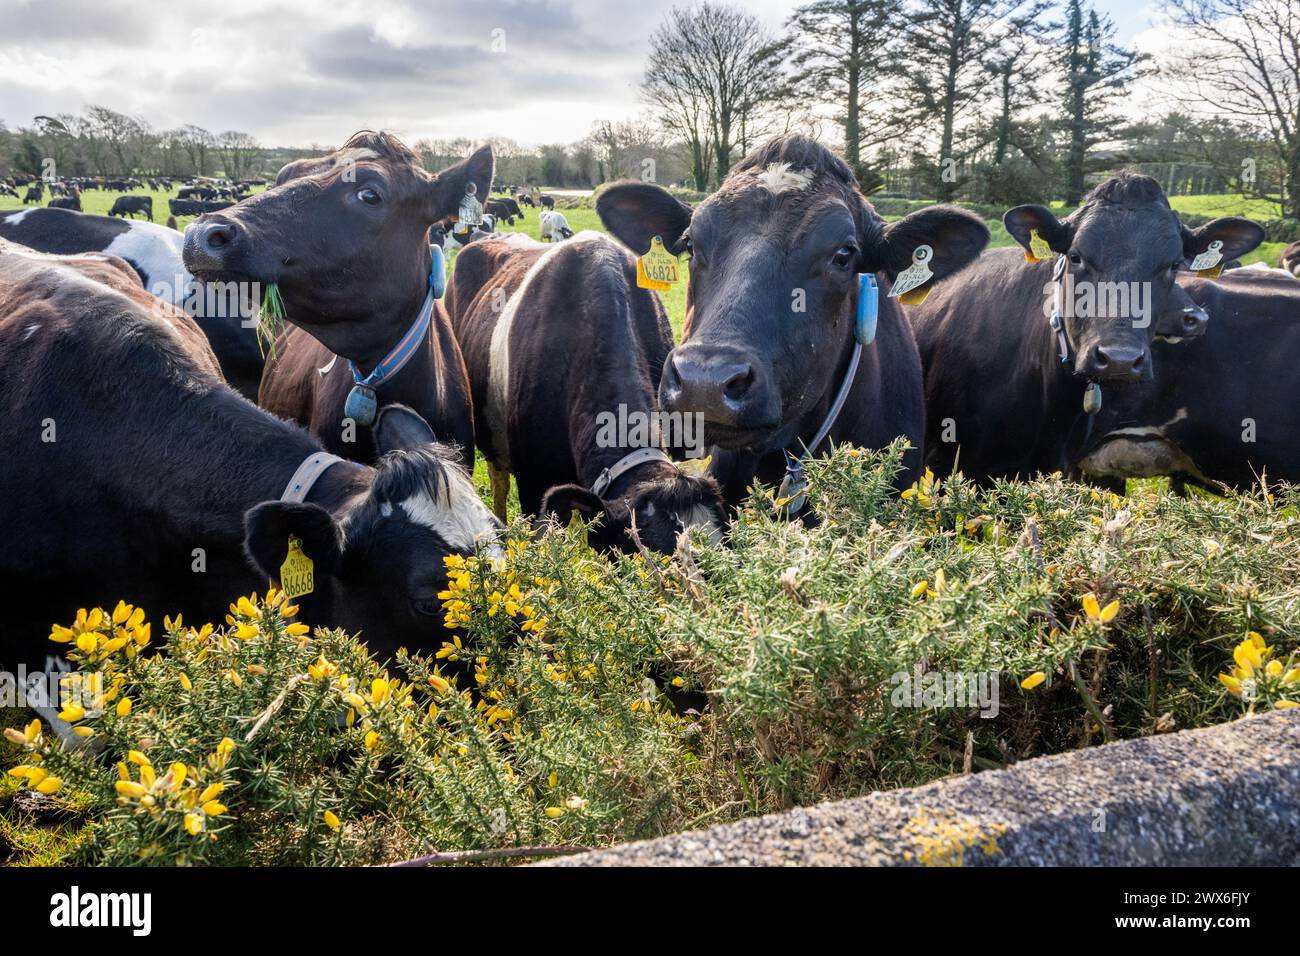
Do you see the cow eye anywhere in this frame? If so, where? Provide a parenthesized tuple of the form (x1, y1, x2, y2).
(831, 245, 857, 269)
(1067, 251, 1083, 266)
(412, 597, 440, 618)
(356, 187, 382, 206)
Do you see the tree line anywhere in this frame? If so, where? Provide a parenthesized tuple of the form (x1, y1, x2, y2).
(641, 0, 1299, 218)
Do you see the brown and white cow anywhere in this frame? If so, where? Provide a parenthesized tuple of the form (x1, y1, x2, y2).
(183, 131, 490, 465)
(597, 136, 989, 505)
(446, 232, 726, 553)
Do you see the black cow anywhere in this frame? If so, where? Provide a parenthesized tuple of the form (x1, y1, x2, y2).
(0, 207, 265, 400)
(0, 240, 502, 669)
(48, 196, 81, 211)
(447, 233, 726, 552)
(186, 131, 489, 467)
(908, 174, 1265, 484)
(169, 198, 234, 216)
(539, 194, 555, 210)
(598, 135, 988, 506)
(109, 195, 154, 220)
(484, 199, 517, 225)
(23, 186, 42, 204)
(1076, 269, 1300, 491)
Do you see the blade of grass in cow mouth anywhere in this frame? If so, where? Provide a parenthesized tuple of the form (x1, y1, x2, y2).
(256, 283, 286, 360)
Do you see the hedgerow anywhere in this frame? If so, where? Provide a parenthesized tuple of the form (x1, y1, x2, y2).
(4, 443, 1298, 865)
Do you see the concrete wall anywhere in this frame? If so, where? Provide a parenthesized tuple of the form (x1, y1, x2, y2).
(548, 710, 1300, 866)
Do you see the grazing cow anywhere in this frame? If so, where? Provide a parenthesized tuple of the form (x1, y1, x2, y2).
(170, 198, 234, 216)
(23, 186, 42, 204)
(907, 174, 1265, 484)
(498, 196, 524, 220)
(48, 196, 82, 212)
(0, 207, 264, 399)
(109, 195, 154, 220)
(1280, 241, 1300, 277)
(598, 135, 989, 506)
(0, 240, 502, 669)
(485, 198, 517, 225)
(539, 210, 573, 242)
(517, 192, 537, 208)
(0, 184, 17, 199)
(446, 233, 726, 552)
(1076, 269, 1300, 490)
(539, 194, 555, 210)
(185, 131, 490, 466)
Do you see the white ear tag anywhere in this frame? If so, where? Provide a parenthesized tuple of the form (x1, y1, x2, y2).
(889, 244, 934, 299)
(1188, 239, 1223, 272)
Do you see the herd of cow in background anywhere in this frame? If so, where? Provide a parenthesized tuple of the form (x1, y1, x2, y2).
(1, 128, 1299, 671)
(0, 173, 262, 220)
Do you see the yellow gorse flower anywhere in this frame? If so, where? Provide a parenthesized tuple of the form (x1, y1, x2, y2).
(1081, 593, 1119, 625)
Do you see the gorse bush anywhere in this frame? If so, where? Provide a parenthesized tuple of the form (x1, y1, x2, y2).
(5, 443, 1298, 865)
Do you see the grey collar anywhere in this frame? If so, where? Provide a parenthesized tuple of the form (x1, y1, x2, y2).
(282, 451, 347, 503)
(590, 447, 672, 498)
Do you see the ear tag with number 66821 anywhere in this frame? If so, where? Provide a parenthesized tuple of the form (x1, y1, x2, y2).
(636, 236, 679, 291)
(280, 535, 315, 600)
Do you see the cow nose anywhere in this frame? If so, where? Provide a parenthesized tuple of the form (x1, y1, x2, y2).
(661, 346, 766, 427)
(1089, 344, 1148, 381)
(195, 220, 238, 253)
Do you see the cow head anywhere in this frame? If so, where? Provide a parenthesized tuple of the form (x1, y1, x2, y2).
(597, 136, 987, 455)
(541, 468, 725, 555)
(184, 131, 493, 361)
(1004, 174, 1264, 380)
(243, 406, 502, 661)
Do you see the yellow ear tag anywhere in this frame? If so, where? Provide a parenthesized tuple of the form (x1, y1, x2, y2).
(636, 236, 679, 291)
(1026, 229, 1055, 263)
(897, 285, 932, 305)
(1196, 263, 1224, 279)
(279, 535, 315, 600)
(676, 454, 713, 476)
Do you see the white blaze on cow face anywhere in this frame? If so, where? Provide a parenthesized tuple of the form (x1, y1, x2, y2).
(754, 163, 814, 195)
(487, 231, 604, 470)
(397, 464, 503, 556)
(682, 503, 725, 546)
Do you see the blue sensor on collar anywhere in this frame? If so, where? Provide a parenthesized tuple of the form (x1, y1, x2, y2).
(430, 244, 447, 299)
(855, 273, 879, 345)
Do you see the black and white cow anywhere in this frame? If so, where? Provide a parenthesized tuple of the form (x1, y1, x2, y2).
(598, 135, 989, 505)
(0, 239, 501, 669)
(0, 207, 264, 399)
(447, 232, 726, 553)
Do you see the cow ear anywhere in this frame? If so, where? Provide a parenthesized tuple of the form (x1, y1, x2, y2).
(427, 145, 495, 223)
(596, 182, 693, 256)
(244, 501, 343, 581)
(1182, 216, 1265, 263)
(540, 485, 607, 526)
(1004, 204, 1071, 256)
(373, 404, 436, 452)
(870, 206, 989, 281)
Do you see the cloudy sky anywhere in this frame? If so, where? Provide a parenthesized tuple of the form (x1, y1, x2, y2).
(0, 0, 1173, 149)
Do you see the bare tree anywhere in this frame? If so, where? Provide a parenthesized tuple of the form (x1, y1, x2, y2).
(177, 125, 217, 178)
(641, 3, 789, 188)
(217, 130, 261, 181)
(1160, 0, 1300, 218)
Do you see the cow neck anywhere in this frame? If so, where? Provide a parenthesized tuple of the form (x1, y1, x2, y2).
(776, 273, 878, 514)
(1040, 258, 1103, 468)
